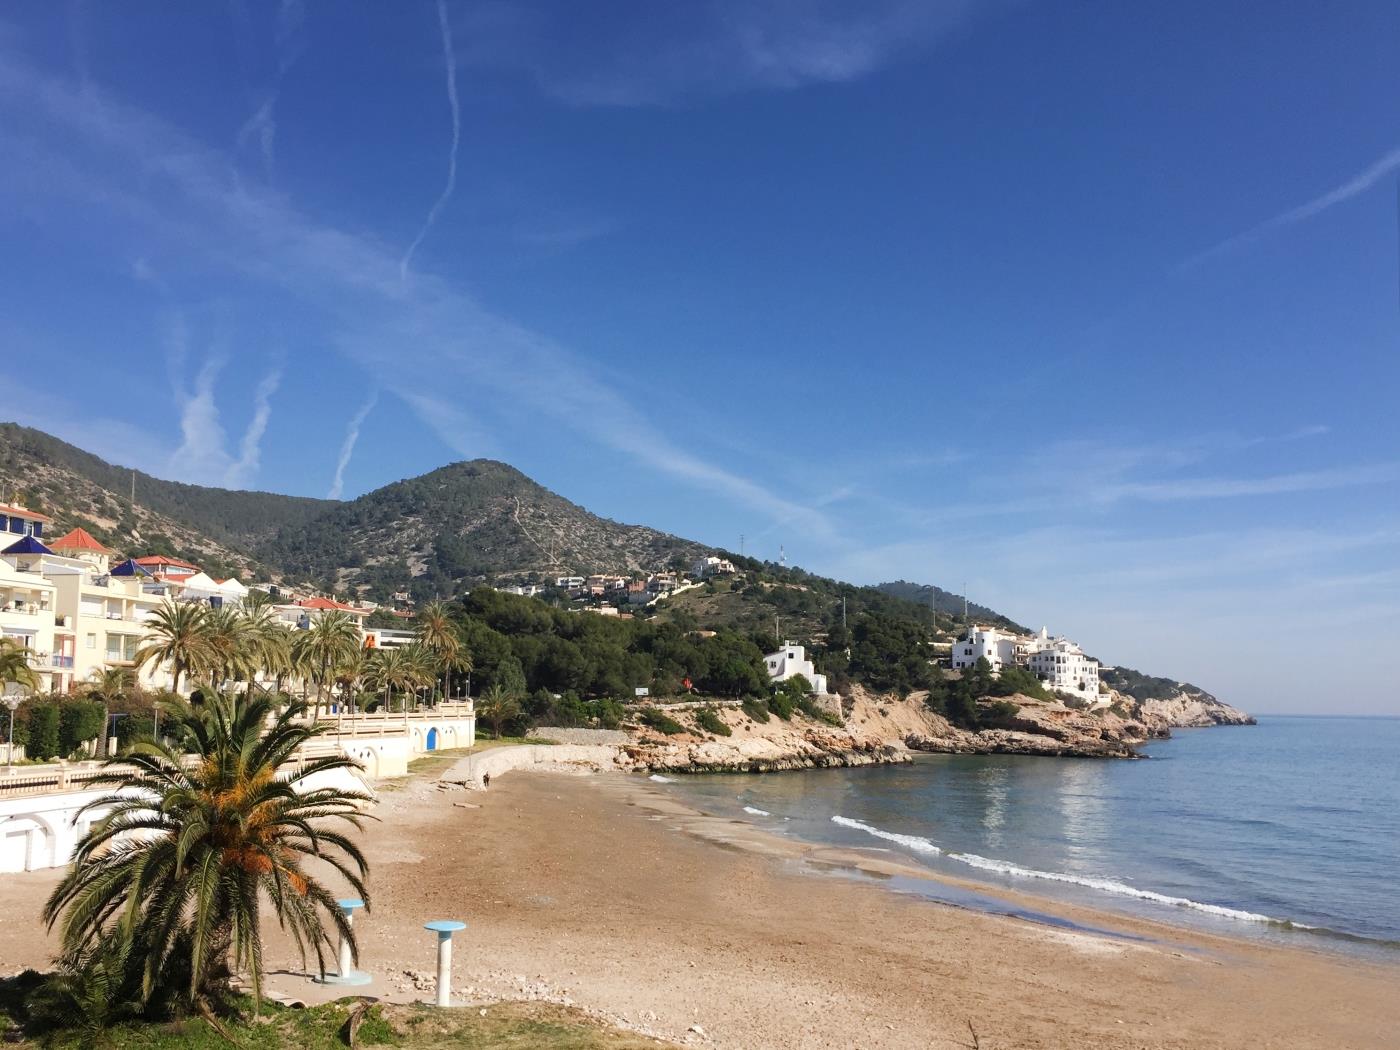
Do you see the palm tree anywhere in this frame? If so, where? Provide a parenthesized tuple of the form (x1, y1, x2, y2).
(297, 611, 361, 719)
(135, 601, 211, 695)
(332, 648, 366, 716)
(42, 692, 371, 1013)
(414, 601, 462, 699)
(201, 606, 255, 690)
(81, 667, 135, 759)
(0, 637, 39, 693)
(240, 606, 292, 702)
(399, 643, 437, 711)
(476, 683, 522, 739)
(363, 647, 418, 713)
(441, 646, 473, 702)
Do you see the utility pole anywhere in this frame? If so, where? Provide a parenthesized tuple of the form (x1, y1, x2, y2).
(841, 596, 847, 630)
(739, 534, 745, 557)
(130, 469, 136, 506)
(775, 615, 781, 646)
(963, 582, 969, 625)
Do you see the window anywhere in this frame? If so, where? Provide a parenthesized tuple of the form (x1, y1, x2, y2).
(85, 633, 96, 649)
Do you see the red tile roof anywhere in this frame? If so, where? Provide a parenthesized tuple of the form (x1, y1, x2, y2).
(134, 555, 201, 572)
(296, 596, 369, 615)
(0, 503, 52, 522)
(50, 527, 116, 554)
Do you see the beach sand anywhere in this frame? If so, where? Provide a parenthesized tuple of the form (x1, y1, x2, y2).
(2, 768, 1396, 1049)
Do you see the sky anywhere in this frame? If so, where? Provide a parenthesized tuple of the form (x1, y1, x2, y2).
(1, 2, 1397, 715)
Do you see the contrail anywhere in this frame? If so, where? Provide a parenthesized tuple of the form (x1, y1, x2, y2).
(400, 0, 460, 282)
(329, 392, 378, 499)
(1181, 146, 1400, 270)
(227, 366, 282, 488)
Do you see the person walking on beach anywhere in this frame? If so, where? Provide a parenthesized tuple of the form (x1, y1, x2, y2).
(482, 772, 491, 789)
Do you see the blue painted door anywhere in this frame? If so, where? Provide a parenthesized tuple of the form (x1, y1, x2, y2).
(426, 728, 438, 751)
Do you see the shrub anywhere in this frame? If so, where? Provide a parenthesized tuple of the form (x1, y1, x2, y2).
(798, 696, 842, 727)
(59, 701, 105, 758)
(25, 704, 60, 761)
(768, 691, 796, 721)
(741, 697, 771, 723)
(638, 708, 686, 735)
(693, 707, 732, 737)
(980, 699, 1021, 728)
(590, 698, 625, 729)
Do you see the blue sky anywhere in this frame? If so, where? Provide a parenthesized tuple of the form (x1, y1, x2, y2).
(1, 2, 1397, 715)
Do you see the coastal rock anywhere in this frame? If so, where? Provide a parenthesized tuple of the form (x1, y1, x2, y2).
(1134, 691, 1257, 730)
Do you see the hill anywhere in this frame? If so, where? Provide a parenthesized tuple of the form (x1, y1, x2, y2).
(263, 460, 704, 597)
(874, 581, 1026, 631)
(0, 424, 704, 598)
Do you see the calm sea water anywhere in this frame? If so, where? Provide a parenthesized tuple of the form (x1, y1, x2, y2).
(661, 717, 1400, 955)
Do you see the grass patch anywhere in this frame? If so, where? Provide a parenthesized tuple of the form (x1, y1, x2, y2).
(0, 993, 678, 1049)
(797, 697, 842, 727)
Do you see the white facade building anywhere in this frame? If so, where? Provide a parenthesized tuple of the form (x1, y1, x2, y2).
(1026, 629, 1101, 702)
(950, 625, 1026, 672)
(763, 641, 828, 695)
(691, 555, 737, 578)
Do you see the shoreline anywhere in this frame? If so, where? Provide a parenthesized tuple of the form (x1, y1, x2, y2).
(4, 760, 1395, 1049)
(615, 769, 1397, 963)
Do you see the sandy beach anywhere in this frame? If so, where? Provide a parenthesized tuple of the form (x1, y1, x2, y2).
(3, 764, 1396, 1049)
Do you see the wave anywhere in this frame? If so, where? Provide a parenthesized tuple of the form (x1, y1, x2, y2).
(831, 815, 942, 855)
(648, 774, 674, 783)
(945, 851, 1291, 925)
(743, 806, 771, 816)
(829, 815, 1304, 927)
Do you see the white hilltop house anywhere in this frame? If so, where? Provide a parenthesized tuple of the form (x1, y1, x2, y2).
(692, 555, 737, 578)
(764, 641, 828, 695)
(952, 624, 1103, 705)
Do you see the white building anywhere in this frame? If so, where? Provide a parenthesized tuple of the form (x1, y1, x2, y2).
(951, 624, 1103, 705)
(950, 625, 1027, 672)
(691, 555, 737, 578)
(1026, 628, 1101, 702)
(763, 641, 828, 695)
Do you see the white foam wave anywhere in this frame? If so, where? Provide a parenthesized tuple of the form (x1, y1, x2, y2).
(946, 852, 1281, 923)
(831, 815, 941, 855)
(743, 806, 771, 816)
(829, 815, 1295, 927)
(648, 774, 674, 783)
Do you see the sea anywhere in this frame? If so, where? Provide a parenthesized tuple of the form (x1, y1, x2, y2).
(661, 716, 1400, 957)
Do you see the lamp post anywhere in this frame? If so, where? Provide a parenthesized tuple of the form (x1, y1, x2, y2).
(3, 693, 23, 769)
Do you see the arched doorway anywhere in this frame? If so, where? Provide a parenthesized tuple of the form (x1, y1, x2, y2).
(426, 728, 438, 751)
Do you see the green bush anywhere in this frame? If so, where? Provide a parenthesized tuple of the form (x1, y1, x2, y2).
(797, 696, 842, 727)
(590, 698, 625, 729)
(992, 666, 1051, 701)
(25, 704, 61, 761)
(980, 699, 1021, 727)
(638, 708, 686, 735)
(768, 691, 796, 720)
(692, 707, 732, 737)
(741, 697, 771, 723)
(59, 701, 105, 757)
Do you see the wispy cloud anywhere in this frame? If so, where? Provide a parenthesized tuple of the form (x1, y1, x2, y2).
(457, 0, 984, 107)
(1181, 146, 1400, 269)
(400, 0, 462, 281)
(1100, 462, 1400, 504)
(226, 366, 282, 489)
(232, 0, 306, 179)
(171, 356, 230, 483)
(0, 42, 836, 539)
(329, 392, 378, 499)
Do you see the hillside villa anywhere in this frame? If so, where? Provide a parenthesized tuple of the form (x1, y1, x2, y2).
(952, 624, 1103, 704)
(764, 641, 829, 695)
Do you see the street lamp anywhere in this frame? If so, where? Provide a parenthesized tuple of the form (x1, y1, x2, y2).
(3, 691, 25, 770)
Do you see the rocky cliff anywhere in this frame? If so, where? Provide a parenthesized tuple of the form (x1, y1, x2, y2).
(1132, 689, 1256, 731)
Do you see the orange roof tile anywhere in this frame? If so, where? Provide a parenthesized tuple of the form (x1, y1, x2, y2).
(50, 527, 116, 554)
(0, 503, 52, 522)
(296, 596, 369, 614)
(134, 555, 201, 571)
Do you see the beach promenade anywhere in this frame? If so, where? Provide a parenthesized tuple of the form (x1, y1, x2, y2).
(2, 761, 1395, 1049)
